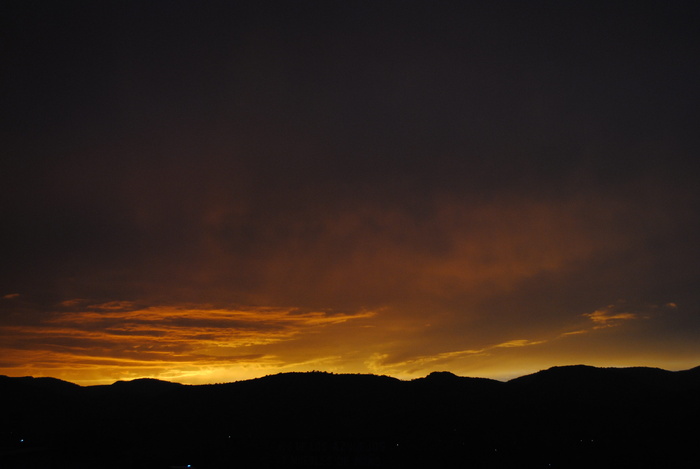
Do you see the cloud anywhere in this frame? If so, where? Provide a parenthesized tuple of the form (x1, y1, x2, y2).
(0, 301, 376, 383)
(559, 329, 588, 337)
(2, 293, 20, 299)
(582, 301, 678, 330)
(363, 297, 687, 380)
(365, 336, 548, 376)
(87, 301, 138, 311)
(59, 298, 88, 307)
(494, 339, 546, 348)
(185, 189, 660, 317)
(584, 307, 638, 329)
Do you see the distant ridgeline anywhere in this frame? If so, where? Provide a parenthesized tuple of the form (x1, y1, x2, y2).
(1, 365, 699, 469)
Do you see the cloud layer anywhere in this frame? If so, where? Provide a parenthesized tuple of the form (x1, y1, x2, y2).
(2, 2, 699, 383)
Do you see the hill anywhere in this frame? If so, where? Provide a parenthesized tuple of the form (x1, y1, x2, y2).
(1, 366, 698, 468)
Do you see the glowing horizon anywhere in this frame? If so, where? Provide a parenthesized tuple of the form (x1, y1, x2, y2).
(1, 296, 694, 386)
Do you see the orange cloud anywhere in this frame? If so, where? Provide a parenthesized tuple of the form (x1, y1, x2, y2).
(585, 308, 638, 329)
(156, 190, 625, 311)
(494, 339, 546, 348)
(365, 336, 549, 377)
(581, 301, 682, 331)
(0, 302, 376, 384)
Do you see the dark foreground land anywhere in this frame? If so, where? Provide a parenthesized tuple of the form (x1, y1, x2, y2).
(1, 365, 699, 468)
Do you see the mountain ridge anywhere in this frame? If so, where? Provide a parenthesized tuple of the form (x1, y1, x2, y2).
(3, 363, 696, 388)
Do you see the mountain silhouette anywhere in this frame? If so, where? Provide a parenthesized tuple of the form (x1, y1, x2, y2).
(0, 375, 81, 394)
(1, 366, 698, 468)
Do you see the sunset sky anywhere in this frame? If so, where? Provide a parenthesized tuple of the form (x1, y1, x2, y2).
(2, 1, 699, 385)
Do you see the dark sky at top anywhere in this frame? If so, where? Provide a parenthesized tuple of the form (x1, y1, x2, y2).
(2, 1, 699, 383)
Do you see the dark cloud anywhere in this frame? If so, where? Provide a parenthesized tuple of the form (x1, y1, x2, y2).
(2, 1, 699, 383)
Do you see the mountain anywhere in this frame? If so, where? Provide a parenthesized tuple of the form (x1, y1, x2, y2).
(0, 375, 81, 394)
(111, 377, 184, 388)
(1, 366, 698, 469)
(108, 377, 184, 395)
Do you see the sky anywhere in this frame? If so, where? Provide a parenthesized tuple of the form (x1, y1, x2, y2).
(2, 1, 700, 385)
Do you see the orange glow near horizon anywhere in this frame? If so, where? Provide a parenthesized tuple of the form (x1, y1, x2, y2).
(1, 297, 695, 386)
